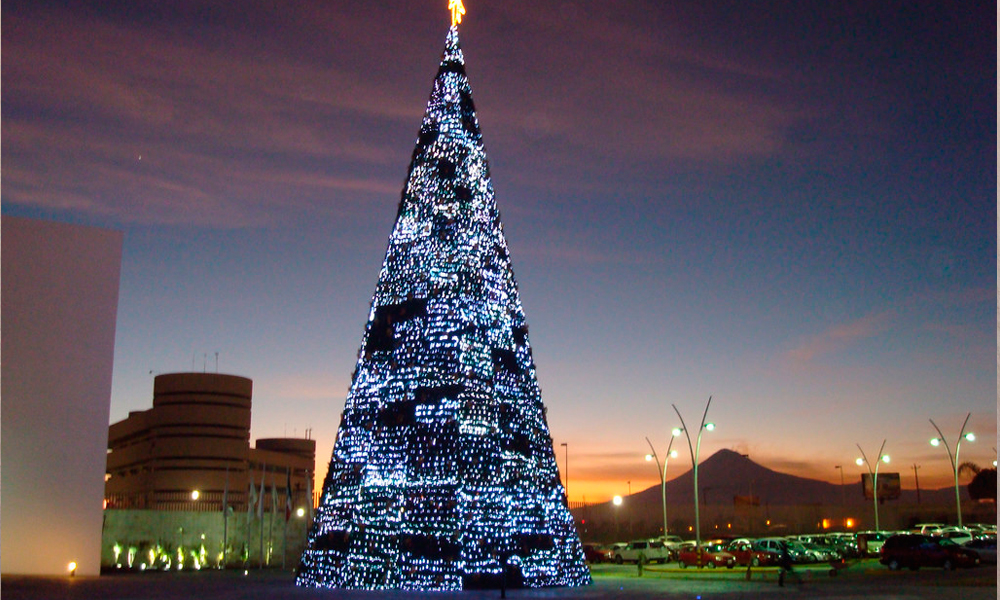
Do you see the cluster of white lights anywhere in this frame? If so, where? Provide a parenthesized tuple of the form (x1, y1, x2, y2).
(297, 26, 590, 591)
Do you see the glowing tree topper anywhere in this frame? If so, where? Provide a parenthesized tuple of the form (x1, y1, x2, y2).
(296, 4, 590, 592)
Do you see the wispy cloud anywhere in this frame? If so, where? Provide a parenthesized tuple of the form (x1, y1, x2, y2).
(784, 309, 897, 364)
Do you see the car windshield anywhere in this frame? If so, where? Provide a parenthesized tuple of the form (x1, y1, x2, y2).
(704, 543, 726, 553)
(648, 541, 664, 549)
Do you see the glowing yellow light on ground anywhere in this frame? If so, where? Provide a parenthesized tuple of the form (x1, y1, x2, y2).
(449, 0, 466, 26)
(67, 562, 77, 575)
(297, 507, 306, 518)
(191, 490, 200, 500)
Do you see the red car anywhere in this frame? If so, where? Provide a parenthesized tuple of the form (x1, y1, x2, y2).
(879, 534, 980, 571)
(725, 538, 779, 567)
(678, 541, 737, 569)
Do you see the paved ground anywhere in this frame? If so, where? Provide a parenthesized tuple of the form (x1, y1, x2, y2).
(2, 561, 996, 600)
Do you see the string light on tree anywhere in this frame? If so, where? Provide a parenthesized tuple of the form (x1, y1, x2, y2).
(296, 2, 589, 591)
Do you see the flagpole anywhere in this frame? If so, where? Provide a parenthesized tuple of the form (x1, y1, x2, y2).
(222, 466, 229, 568)
(268, 478, 276, 566)
(246, 478, 254, 569)
(283, 467, 290, 570)
(259, 470, 265, 569)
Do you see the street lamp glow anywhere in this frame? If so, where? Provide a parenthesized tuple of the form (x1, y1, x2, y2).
(645, 432, 680, 536)
(673, 396, 714, 566)
(296, 507, 306, 518)
(930, 413, 975, 527)
(612, 495, 623, 506)
(856, 440, 888, 531)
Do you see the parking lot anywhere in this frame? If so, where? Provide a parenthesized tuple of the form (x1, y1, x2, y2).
(2, 560, 995, 600)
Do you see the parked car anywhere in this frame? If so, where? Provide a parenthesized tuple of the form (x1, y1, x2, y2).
(856, 531, 891, 557)
(611, 539, 672, 564)
(754, 537, 808, 563)
(963, 537, 997, 564)
(656, 535, 685, 560)
(581, 543, 608, 563)
(677, 540, 736, 569)
(879, 534, 980, 571)
(935, 527, 974, 546)
(725, 538, 779, 567)
(825, 533, 862, 558)
(800, 541, 840, 562)
(912, 523, 946, 535)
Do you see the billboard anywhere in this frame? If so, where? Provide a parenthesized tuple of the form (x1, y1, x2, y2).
(861, 472, 901, 501)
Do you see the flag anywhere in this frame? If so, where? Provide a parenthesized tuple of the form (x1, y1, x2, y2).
(256, 471, 265, 519)
(271, 477, 278, 516)
(248, 478, 257, 517)
(305, 470, 313, 521)
(285, 468, 293, 522)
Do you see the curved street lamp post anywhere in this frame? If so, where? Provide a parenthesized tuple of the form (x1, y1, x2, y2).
(645, 434, 679, 537)
(855, 441, 889, 531)
(672, 396, 714, 567)
(929, 413, 975, 527)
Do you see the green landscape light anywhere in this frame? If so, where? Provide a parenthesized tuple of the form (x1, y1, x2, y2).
(704, 423, 715, 432)
(930, 438, 941, 446)
(671, 427, 683, 437)
(964, 433, 976, 442)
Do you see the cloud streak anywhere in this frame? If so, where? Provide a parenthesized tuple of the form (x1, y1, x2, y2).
(785, 309, 897, 364)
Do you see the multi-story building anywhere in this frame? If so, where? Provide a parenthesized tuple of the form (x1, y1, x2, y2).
(105, 372, 314, 514)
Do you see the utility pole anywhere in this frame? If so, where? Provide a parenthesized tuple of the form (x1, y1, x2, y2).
(912, 464, 921, 504)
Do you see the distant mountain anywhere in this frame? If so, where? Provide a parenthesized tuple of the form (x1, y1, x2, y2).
(615, 449, 958, 510)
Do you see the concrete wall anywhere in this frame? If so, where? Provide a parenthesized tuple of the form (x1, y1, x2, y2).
(101, 509, 311, 571)
(1, 217, 123, 576)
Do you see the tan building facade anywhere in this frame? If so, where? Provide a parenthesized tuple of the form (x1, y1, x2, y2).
(105, 372, 315, 515)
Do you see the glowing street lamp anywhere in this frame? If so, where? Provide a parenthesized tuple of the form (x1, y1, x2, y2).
(612, 495, 623, 536)
(929, 413, 975, 527)
(855, 441, 889, 531)
(645, 433, 679, 536)
(672, 396, 714, 565)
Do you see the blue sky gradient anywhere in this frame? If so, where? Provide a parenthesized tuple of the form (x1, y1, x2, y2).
(3, 0, 995, 501)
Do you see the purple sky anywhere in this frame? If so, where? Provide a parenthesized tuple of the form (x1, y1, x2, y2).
(3, 0, 995, 501)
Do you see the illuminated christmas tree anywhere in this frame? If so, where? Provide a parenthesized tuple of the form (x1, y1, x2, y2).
(296, 6, 590, 593)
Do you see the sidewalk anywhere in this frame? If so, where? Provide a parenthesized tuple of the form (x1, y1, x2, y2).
(2, 564, 996, 600)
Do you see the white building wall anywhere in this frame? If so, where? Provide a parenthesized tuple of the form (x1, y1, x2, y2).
(1, 217, 123, 576)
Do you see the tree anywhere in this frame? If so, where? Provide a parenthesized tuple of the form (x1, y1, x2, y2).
(967, 468, 997, 502)
(296, 24, 589, 591)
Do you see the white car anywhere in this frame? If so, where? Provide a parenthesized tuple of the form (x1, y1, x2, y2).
(612, 540, 672, 564)
(936, 527, 974, 546)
